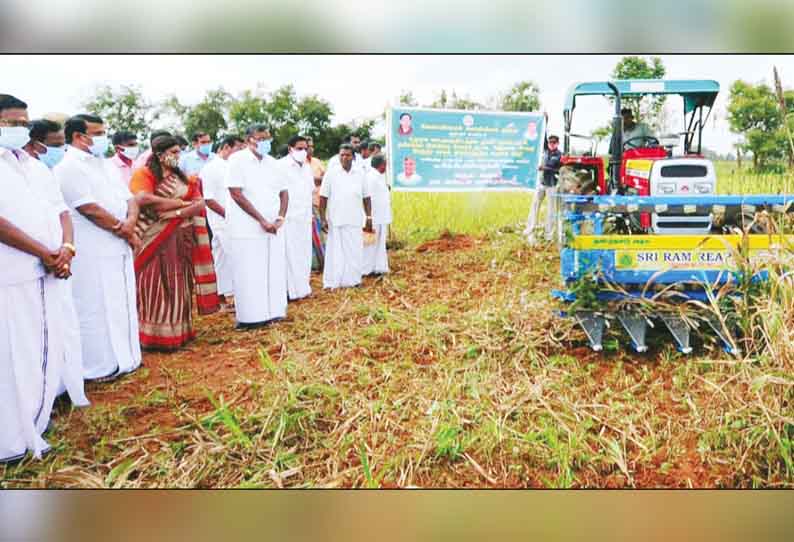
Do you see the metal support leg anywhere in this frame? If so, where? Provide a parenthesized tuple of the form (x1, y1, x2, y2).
(575, 312, 606, 352)
(659, 314, 693, 354)
(617, 311, 649, 353)
(705, 316, 739, 355)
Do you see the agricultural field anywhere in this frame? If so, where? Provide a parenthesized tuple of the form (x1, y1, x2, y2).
(2, 164, 794, 488)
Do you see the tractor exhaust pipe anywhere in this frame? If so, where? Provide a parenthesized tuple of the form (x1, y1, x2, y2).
(606, 82, 623, 195)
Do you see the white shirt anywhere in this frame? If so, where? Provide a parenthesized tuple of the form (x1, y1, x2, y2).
(0, 148, 61, 286)
(623, 122, 654, 148)
(366, 169, 392, 225)
(54, 146, 133, 258)
(326, 153, 366, 173)
(23, 157, 69, 255)
(319, 165, 371, 227)
(278, 155, 314, 222)
(199, 157, 230, 233)
(224, 148, 287, 239)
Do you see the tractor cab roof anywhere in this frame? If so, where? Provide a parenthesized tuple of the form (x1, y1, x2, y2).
(564, 79, 720, 115)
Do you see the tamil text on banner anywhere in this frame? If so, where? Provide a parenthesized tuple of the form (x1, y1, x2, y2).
(387, 107, 545, 192)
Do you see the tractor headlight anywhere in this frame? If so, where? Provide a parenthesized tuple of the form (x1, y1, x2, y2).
(658, 182, 676, 194)
(694, 182, 713, 194)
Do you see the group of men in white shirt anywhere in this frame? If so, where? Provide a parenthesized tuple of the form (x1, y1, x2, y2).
(0, 92, 393, 463)
(199, 126, 393, 329)
(1, 95, 142, 463)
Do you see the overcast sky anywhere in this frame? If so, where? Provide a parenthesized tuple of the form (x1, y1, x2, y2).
(2, 55, 792, 155)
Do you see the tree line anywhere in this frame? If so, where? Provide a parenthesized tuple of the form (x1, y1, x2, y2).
(82, 57, 794, 171)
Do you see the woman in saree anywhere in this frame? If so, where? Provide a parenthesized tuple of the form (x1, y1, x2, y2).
(129, 136, 219, 350)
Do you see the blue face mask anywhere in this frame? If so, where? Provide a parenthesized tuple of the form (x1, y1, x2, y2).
(39, 146, 66, 169)
(89, 135, 110, 158)
(199, 143, 212, 156)
(256, 139, 271, 157)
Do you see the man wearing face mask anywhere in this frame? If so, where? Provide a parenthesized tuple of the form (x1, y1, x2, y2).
(54, 114, 142, 382)
(19, 117, 90, 412)
(23, 119, 66, 169)
(179, 131, 215, 176)
(0, 95, 87, 464)
(110, 131, 139, 187)
(225, 124, 289, 329)
(278, 135, 314, 301)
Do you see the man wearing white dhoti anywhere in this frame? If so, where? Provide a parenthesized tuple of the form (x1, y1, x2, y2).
(55, 114, 142, 382)
(362, 153, 392, 276)
(225, 125, 289, 329)
(22, 121, 89, 408)
(0, 94, 68, 462)
(278, 135, 314, 301)
(318, 144, 373, 289)
(200, 134, 245, 311)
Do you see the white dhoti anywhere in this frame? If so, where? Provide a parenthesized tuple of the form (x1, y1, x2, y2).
(51, 277, 89, 407)
(0, 277, 64, 462)
(362, 225, 389, 275)
(284, 218, 312, 301)
(229, 232, 287, 324)
(211, 230, 234, 297)
(70, 251, 141, 380)
(323, 225, 363, 289)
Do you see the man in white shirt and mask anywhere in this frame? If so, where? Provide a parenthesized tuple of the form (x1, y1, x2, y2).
(278, 135, 314, 301)
(21, 118, 90, 409)
(318, 143, 373, 289)
(55, 114, 142, 382)
(362, 153, 392, 276)
(199, 134, 245, 311)
(0, 95, 71, 463)
(225, 125, 289, 329)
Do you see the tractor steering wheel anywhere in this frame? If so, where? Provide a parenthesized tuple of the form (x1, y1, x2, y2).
(623, 136, 660, 150)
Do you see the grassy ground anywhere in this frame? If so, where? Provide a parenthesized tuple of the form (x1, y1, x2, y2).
(2, 173, 794, 488)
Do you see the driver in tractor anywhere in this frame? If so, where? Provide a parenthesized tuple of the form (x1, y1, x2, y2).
(621, 108, 655, 149)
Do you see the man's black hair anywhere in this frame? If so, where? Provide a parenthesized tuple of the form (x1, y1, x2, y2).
(370, 153, 386, 169)
(64, 114, 103, 144)
(0, 94, 28, 113)
(246, 124, 270, 137)
(287, 135, 307, 148)
(112, 130, 137, 146)
(29, 119, 62, 143)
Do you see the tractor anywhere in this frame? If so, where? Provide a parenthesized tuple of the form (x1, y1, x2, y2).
(559, 79, 725, 234)
(551, 79, 794, 354)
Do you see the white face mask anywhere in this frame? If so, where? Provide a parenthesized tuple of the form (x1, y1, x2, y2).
(120, 146, 140, 160)
(291, 149, 307, 163)
(0, 126, 30, 150)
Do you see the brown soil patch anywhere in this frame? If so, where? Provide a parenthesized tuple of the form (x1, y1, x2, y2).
(415, 230, 476, 253)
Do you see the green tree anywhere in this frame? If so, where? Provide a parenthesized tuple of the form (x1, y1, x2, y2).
(610, 56, 666, 128)
(228, 88, 267, 134)
(83, 85, 156, 140)
(499, 80, 541, 112)
(427, 89, 482, 110)
(183, 88, 233, 141)
(398, 90, 418, 107)
(727, 80, 786, 170)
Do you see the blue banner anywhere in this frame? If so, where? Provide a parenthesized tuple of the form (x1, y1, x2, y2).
(387, 107, 545, 191)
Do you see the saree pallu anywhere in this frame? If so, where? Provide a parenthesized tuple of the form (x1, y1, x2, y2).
(311, 205, 326, 272)
(132, 170, 219, 350)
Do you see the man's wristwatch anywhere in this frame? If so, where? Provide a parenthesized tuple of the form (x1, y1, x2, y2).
(62, 242, 77, 256)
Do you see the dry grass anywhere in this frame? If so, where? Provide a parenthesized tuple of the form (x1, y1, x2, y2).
(1, 188, 793, 488)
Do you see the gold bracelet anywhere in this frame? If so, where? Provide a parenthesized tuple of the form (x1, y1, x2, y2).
(62, 242, 76, 255)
